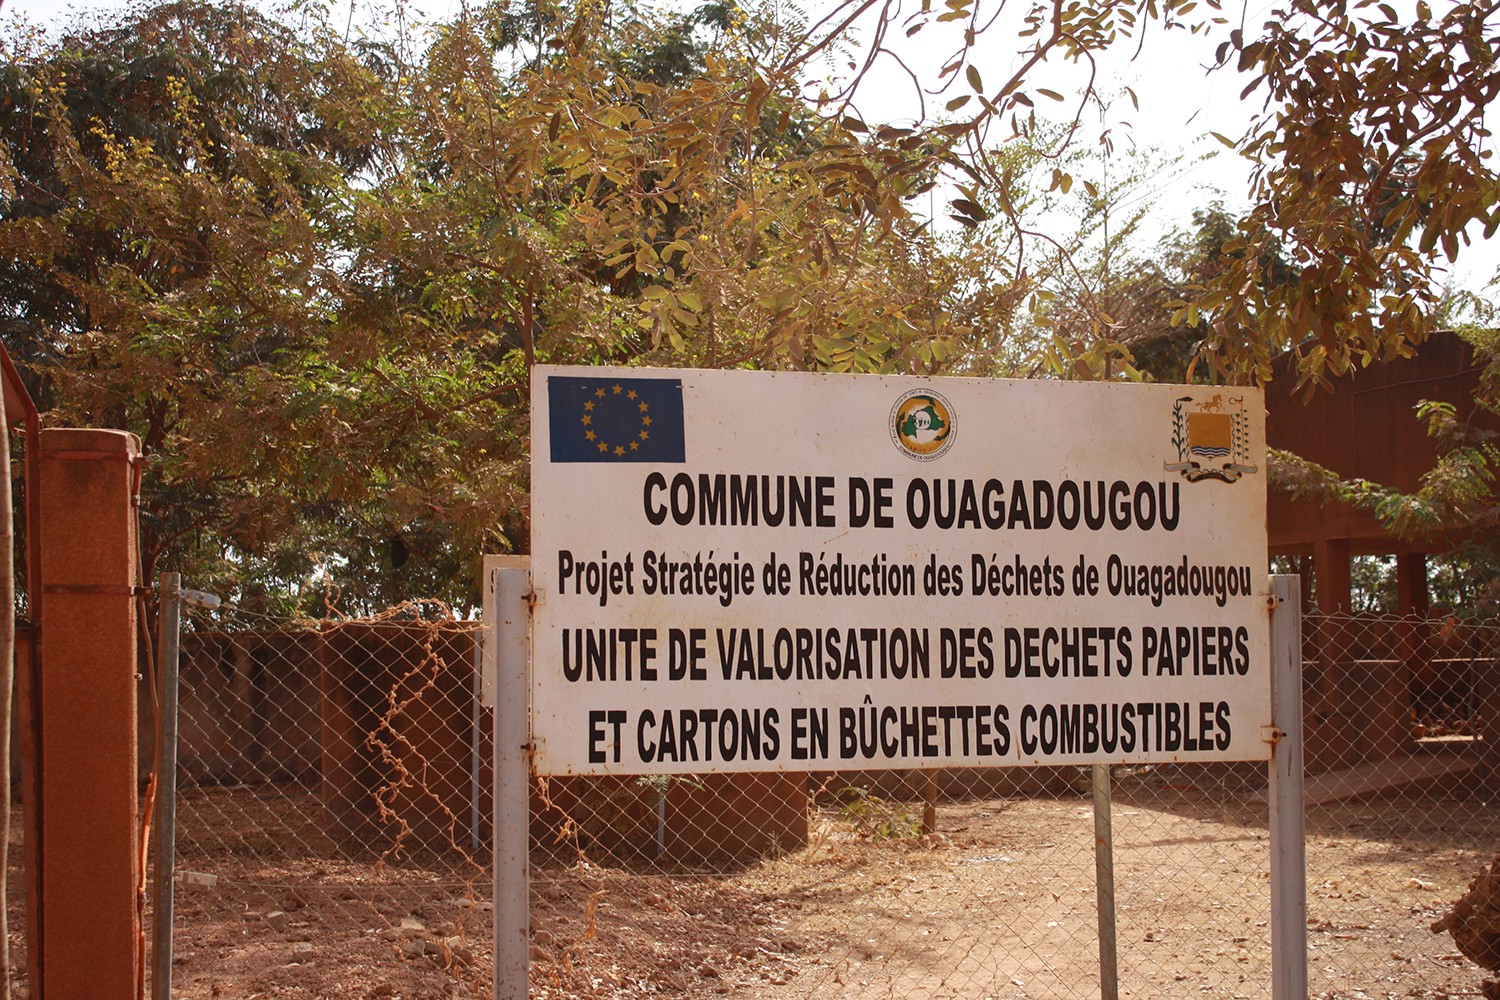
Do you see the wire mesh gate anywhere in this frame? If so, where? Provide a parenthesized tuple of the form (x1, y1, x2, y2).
(147, 583, 496, 1000)
(143, 576, 1499, 1000)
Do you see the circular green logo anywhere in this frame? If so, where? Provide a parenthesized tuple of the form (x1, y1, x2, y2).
(890, 389, 955, 461)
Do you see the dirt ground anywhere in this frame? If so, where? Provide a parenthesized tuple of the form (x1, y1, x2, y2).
(4, 778, 1497, 1000)
(528, 783, 1497, 1000)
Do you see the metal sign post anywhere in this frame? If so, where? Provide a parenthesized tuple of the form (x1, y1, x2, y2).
(1268, 574, 1308, 1000)
(491, 561, 532, 1000)
(1091, 762, 1118, 1000)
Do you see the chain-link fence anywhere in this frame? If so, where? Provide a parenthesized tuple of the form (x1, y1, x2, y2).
(523, 609, 1496, 1000)
(155, 597, 493, 1000)
(142, 600, 1498, 1000)
(1298, 610, 1499, 1000)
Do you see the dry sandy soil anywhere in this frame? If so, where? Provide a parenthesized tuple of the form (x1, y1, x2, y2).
(4, 775, 1496, 1000)
(528, 781, 1497, 1000)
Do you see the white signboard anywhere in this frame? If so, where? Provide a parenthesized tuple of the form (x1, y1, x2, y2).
(530, 366, 1269, 776)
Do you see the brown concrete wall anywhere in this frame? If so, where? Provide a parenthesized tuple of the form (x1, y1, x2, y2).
(1267, 331, 1500, 553)
(669, 772, 807, 858)
(1267, 332, 1497, 494)
(532, 772, 809, 861)
(163, 632, 322, 785)
(320, 622, 477, 849)
(36, 427, 141, 1000)
(157, 623, 816, 860)
(834, 765, 1092, 801)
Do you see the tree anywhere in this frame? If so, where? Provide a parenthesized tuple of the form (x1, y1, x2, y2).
(14, 0, 1491, 614)
(0, 2, 530, 613)
(0, 0, 1040, 613)
(740, 0, 1500, 386)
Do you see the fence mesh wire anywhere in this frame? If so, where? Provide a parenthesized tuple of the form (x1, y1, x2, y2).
(1297, 610, 1499, 1000)
(141, 602, 1499, 1000)
(159, 599, 493, 1000)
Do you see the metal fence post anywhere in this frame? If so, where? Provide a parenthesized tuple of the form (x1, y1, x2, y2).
(493, 565, 531, 1000)
(151, 572, 183, 1000)
(1268, 574, 1307, 1000)
(1091, 763, 1118, 1000)
(472, 630, 483, 854)
(151, 574, 220, 1000)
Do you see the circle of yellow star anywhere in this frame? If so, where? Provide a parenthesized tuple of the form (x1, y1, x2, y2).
(576, 381, 663, 459)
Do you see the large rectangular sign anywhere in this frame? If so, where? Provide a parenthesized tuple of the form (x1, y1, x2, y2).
(530, 366, 1270, 775)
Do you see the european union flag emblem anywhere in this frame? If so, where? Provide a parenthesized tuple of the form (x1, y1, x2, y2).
(548, 375, 686, 463)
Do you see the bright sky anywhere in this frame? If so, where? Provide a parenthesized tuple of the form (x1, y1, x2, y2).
(3, 0, 1496, 296)
(806, 0, 1266, 264)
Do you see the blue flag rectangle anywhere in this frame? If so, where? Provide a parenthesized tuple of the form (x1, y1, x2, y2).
(548, 375, 686, 463)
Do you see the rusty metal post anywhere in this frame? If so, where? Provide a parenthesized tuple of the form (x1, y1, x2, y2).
(36, 428, 142, 1000)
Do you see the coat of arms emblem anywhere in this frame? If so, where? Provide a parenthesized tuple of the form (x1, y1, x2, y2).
(1165, 394, 1259, 483)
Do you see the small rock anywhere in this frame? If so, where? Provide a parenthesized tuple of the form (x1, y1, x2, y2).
(286, 928, 314, 942)
(699, 965, 720, 979)
(289, 942, 316, 964)
(264, 911, 289, 933)
(401, 940, 426, 959)
(240, 910, 265, 923)
(532, 930, 554, 946)
(423, 939, 445, 956)
(443, 936, 474, 966)
(750, 915, 770, 925)
(380, 928, 402, 942)
(529, 945, 551, 962)
(399, 917, 426, 937)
